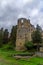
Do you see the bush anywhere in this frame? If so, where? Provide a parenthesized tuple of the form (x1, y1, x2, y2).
(2, 41, 15, 50)
(0, 43, 3, 48)
(25, 41, 34, 50)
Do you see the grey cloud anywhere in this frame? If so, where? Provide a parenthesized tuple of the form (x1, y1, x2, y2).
(0, 0, 43, 31)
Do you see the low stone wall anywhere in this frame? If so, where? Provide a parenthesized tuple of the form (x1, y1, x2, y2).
(13, 53, 34, 59)
(14, 56, 31, 59)
(35, 52, 43, 57)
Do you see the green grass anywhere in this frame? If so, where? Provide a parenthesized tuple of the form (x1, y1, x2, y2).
(0, 49, 43, 65)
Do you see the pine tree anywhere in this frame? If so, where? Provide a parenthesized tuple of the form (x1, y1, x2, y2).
(32, 24, 42, 51)
(10, 25, 17, 46)
(3, 29, 9, 44)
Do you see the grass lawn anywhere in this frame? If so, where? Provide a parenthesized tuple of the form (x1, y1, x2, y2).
(0, 49, 43, 65)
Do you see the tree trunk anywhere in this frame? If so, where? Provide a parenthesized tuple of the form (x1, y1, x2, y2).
(37, 43, 40, 51)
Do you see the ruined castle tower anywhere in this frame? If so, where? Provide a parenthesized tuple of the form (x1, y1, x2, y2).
(16, 18, 35, 50)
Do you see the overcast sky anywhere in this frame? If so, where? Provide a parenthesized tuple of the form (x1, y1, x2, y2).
(0, 0, 43, 31)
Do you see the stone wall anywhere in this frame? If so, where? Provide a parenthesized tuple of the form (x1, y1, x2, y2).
(16, 18, 43, 51)
(16, 18, 35, 50)
(35, 52, 43, 57)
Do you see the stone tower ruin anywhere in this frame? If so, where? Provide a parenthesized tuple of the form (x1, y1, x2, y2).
(16, 18, 35, 50)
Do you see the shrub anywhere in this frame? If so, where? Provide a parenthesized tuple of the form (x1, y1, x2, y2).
(25, 41, 34, 50)
(2, 41, 15, 50)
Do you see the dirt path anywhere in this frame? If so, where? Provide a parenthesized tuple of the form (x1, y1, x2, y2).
(0, 58, 18, 65)
(0, 58, 9, 64)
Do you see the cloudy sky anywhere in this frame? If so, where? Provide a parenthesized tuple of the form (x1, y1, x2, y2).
(0, 0, 43, 31)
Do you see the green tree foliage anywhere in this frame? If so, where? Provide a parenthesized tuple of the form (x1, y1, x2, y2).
(32, 24, 42, 51)
(25, 41, 34, 50)
(0, 25, 17, 49)
(0, 28, 4, 47)
(10, 25, 17, 46)
(3, 29, 9, 44)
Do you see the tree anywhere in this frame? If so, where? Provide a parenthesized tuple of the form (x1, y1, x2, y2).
(32, 24, 42, 51)
(3, 29, 9, 44)
(10, 25, 17, 46)
(0, 28, 4, 47)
